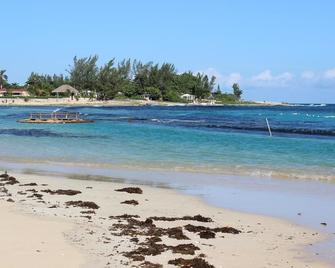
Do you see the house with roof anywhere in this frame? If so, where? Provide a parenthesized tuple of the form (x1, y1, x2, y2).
(180, 93, 196, 102)
(0, 88, 30, 97)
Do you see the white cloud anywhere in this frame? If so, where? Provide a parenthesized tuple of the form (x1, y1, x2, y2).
(201, 67, 223, 81)
(197, 68, 242, 87)
(275, 72, 294, 82)
(252, 70, 273, 82)
(324, 68, 335, 79)
(301, 71, 316, 80)
(195, 68, 335, 90)
(251, 70, 293, 86)
(222, 72, 242, 86)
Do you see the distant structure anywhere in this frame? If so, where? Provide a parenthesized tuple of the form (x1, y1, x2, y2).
(17, 111, 94, 124)
(181, 93, 195, 102)
(0, 88, 30, 97)
(52, 84, 79, 99)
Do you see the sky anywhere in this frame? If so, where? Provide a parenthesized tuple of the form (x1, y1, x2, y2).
(1, 0, 335, 103)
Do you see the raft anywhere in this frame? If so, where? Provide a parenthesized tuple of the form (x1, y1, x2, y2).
(17, 112, 94, 124)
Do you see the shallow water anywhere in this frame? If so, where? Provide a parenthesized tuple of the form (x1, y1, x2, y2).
(0, 105, 334, 181)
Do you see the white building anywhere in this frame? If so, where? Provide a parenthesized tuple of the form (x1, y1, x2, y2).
(180, 94, 195, 102)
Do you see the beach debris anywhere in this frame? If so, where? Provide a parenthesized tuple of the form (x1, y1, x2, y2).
(0, 186, 9, 196)
(115, 187, 143, 194)
(139, 261, 163, 268)
(170, 244, 200, 255)
(130, 237, 139, 243)
(81, 215, 92, 220)
(148, 215, 213, 223)
(199, 230, 216, 239)
(166, 227, 190, 240)
(27, 193, 43, 200)
(320, 222, 327, 226)
(110, 217, 190, 240)
(168, 257, 215, 268)
(26, 189, 38, 193)
(20, 183, 38, 186)
(184, 224, 240, 236)
(0, 174, 19, 185)
(6, 198, 15, 202)
(81, 210, 96, 214)
(109, 214, 140, 219)
(65, 200, 100, 209)
(0, 173, 9, 179)
(42, 189, 82, 196)
(123, 241, 200, 261)
(121, 199, 139, 206)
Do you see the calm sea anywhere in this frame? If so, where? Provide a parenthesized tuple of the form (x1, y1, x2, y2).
(0, 104, 334, 181)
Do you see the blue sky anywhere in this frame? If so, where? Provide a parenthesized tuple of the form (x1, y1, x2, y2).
(1, 0, 335, 103)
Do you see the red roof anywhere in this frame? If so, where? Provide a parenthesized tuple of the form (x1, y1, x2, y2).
(0, 88, 28, 93)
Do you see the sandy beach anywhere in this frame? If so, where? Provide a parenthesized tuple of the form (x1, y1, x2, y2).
(0, 171, 332, 268)
(0, 202, 84, 267)
(0, 97, 284, 107)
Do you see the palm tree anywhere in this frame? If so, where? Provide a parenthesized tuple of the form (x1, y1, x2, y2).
(0, 70, 8, 90)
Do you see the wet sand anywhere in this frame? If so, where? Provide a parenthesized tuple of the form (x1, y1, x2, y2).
(0, 171, 333, 268)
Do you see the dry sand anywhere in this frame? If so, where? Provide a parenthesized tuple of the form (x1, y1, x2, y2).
(0, 97, 182, 107)
(0, 171, 332, 268)
(0, 203, 84, 268)
(0, 97, 283, 107)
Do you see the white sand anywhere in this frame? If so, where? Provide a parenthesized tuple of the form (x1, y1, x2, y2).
(0, 97, 284, 107)
(0, 171, 332, 268)
(0, 203, 84, 268)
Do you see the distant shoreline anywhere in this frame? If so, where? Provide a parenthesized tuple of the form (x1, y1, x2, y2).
(0, 97, 287, 107)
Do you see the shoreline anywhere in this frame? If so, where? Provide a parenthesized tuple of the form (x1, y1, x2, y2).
(1, 171, 333, 268)
(0, 97, 286, 107)
(1, 157, 334, 184)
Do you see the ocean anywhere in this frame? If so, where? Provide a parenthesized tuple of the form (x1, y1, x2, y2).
(0, 104, 334, 182)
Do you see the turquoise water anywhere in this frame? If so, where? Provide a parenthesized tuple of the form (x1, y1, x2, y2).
(0, 105, 334, 181)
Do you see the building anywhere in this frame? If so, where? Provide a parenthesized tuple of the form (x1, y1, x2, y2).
(180, 93, 195, 102)
(52, 84, 79, 98)
(0, 88, 30, 97)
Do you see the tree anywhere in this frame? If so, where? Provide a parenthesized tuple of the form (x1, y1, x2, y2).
(145, 86, 162, 100)
(191, 73, 216, 99)
(163, 89, 182, 102)
(0, 70, 8, 89)
(232, 83, 243, 100)
(96, 59, 133, 100)
(68, 55, 99, 94)
(26, 72, 67, 96)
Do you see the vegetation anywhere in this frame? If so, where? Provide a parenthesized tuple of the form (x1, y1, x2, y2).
(0, 70, 8, 89)
(26, 73, 69, 96)
(1, 55, 244, 103)
(232, 83, 243, 100)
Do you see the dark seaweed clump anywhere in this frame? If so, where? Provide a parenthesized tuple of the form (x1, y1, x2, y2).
(42, 189, 82, 196)
(65, 200, 99, 209)
(115, 187, 143, 194)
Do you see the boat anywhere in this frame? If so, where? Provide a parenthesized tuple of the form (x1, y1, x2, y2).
(17, 112, 94, 124)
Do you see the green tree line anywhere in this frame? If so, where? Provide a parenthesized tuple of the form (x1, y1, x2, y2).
(1, 56, 243, 102)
